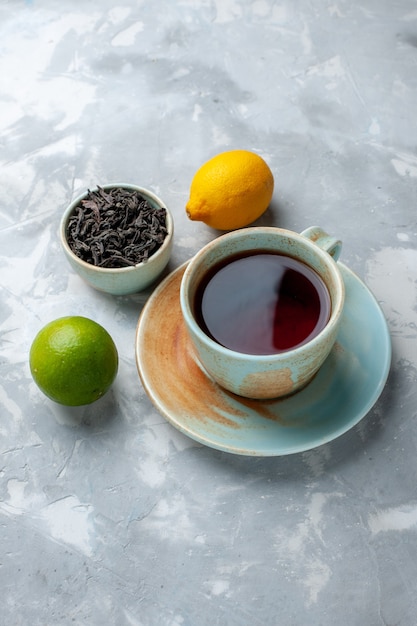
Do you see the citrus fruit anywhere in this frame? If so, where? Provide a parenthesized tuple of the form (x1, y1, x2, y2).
(185, 149, 274, 230)
(29, 316, 118, 406)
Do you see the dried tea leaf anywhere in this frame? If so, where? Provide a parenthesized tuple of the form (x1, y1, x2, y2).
(66, 186, 168, 268)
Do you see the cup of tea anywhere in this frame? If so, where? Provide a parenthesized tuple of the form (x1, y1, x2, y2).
(180, 226, 345, 399)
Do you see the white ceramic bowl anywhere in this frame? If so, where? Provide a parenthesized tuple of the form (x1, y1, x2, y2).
(60, 183, 174, 295)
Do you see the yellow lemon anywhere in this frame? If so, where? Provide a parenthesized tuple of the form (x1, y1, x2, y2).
(186, 149, 274, 230)
(29, 316, 118, 406)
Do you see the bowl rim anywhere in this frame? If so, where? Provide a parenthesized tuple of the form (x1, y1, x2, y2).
(60, 183, 174, 274)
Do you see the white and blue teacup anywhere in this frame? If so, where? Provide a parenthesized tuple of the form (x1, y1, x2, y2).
(180, 226, 345, 400)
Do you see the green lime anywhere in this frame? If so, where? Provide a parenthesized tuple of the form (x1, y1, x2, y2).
(29, 316, 118, 406)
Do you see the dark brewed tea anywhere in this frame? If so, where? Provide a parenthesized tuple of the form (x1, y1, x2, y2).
(194, 252, 331, 355)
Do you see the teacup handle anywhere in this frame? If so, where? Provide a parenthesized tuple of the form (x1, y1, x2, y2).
(301, 226, 342, 261)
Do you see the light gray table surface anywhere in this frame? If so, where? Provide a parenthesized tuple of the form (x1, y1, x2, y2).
(1, 1, 416, 625)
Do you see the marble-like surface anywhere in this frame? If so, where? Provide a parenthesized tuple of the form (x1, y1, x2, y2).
(1, 1, 416, 624)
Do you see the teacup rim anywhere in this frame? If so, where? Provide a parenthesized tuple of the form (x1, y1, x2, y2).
(180, 226, 345, 361)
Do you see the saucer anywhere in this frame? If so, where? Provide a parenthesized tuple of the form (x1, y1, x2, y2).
(135, 262, 391, 456)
